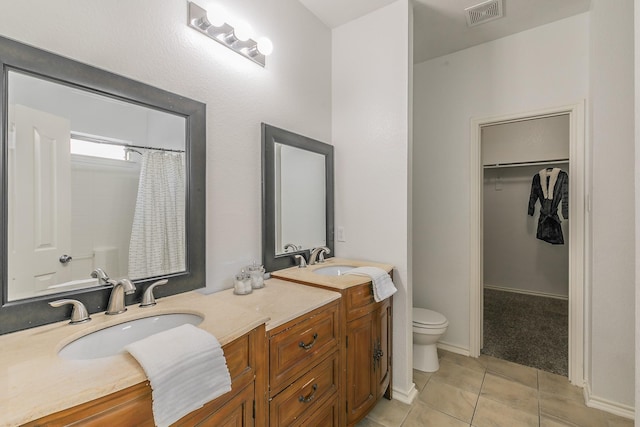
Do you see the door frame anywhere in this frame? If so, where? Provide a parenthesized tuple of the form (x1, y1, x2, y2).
(469, 102, 586, 386)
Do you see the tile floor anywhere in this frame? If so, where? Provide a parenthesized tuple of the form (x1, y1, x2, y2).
(356, 350, 633, 427)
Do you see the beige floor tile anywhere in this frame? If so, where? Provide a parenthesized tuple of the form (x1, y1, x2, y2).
(418, 377, 479, 423)
(412, 369, 431, 392)
(480, 355, 538, 389)
(366, 396, 411, 427)
(538, 369, 582, 403)
(431, 358, 486, 394)
(355, 417, 386, 427)
(539, 394, 607, 427)
(480, 372, 538, 415)
(540, 415, 575, 426)
(440, 351, 487, 374)
(472, 396, 538, 427)
(403, 402, 470, 427)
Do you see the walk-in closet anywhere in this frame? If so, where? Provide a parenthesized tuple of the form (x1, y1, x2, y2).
(481, 114, 570, 376)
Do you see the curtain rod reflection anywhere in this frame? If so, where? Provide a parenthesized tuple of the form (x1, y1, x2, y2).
(71, 133, 185, 153)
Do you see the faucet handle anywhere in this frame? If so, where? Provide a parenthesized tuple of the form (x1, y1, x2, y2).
(49, 299, 91, 324)
(294, 254, 307, 268)
(318, 247, 331, 263)
(140, 279, 168, 307)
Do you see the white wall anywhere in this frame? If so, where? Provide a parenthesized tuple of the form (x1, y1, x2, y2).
(588, 0, 635, 410)
(332, 0, 414, 401)
(483, 164, 569, 297)
(482, 117, 570, 298)
(0, 0, 332, 292)
(413, 13, 588, 351)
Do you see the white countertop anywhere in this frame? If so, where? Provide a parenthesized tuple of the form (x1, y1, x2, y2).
(0, 278, 340, 426)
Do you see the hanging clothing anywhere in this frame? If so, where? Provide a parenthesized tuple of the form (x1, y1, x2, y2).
(528, 168, 569, 245)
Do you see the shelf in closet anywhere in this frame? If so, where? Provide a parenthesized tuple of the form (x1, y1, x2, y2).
(483, 158, 569, 169)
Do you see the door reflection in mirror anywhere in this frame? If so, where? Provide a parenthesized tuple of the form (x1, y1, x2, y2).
(7, 70, 187, 301)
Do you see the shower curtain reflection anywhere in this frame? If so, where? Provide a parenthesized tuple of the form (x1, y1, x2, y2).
(129, 151, 186, 279)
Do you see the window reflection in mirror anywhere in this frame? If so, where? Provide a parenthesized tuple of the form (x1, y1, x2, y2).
(274, 143, 326, 255)
(7, 71, 186, 301)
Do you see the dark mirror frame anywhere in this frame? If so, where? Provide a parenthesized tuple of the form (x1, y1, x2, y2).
(0, 36, 206, 334)
(261, 123, 334, 273)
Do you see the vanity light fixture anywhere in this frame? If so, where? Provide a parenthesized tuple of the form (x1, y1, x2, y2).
(188, 2, 272, 67)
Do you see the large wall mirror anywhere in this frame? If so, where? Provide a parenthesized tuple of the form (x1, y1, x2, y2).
(261, 123, 334, 272)
(0, 36, 206, 334)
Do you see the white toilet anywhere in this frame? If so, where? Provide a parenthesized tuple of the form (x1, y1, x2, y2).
(412, 307, 449, 372)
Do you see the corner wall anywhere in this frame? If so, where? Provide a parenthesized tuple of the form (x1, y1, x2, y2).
(332, 0, 414, 401)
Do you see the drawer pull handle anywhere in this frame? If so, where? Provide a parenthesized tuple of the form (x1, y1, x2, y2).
(298, 384, 318, 403)
(299, 332, 318, 350)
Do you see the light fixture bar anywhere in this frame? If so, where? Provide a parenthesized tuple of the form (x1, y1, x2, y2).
(188, 2, 266, 67)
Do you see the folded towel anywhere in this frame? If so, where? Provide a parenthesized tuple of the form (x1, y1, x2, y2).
(125, 324, 232, 427)
(345, 266, 397, 302)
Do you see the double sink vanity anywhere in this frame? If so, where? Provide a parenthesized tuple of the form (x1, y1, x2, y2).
(2, 258, 394, 427)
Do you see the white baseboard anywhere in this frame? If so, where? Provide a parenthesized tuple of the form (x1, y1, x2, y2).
(392, 383, 418, 405)
(437, 341, 470, 357)
(583, 382, 635, 419)
(484, 284, 568, 301)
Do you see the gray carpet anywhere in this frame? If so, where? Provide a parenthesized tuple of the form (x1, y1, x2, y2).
(481, 288, 568, 377)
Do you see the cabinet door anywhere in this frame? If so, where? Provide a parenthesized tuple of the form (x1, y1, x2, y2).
(376, 301, 391, 399)
(346, 312, 376, 425)
(196, 382, 254, 427)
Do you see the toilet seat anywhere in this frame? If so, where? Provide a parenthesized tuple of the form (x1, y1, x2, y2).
(413, 307, 448, 328)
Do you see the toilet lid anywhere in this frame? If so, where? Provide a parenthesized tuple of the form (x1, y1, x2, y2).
(413, 307, 447, 326)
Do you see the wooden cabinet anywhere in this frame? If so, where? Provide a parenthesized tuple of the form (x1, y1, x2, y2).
(24, 324, 267, 427)
(345, 289, 391, 425)
(271, 277, 393, 427)
(267, 300, 340, 427)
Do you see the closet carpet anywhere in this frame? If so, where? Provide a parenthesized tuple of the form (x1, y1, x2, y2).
(481, 288, 568, 377)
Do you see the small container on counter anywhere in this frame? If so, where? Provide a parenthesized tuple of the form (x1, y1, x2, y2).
(248, 261, 265, 289)
(233, 271, 253, 295)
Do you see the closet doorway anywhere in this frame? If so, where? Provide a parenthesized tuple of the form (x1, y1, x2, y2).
(482, 116, 569, 376)
(469, 103, 586, 386)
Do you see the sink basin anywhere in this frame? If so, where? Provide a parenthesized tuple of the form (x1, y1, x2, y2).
(313, 265, 355, 276)
(58, 313, 203, 360)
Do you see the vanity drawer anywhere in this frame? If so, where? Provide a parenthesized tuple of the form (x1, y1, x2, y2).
(269, 352, 339, 427)
(269, 300, 339, 395)
(345, 282, 376, 321)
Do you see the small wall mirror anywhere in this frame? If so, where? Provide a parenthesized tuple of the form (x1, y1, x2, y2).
(0, 36, 206, 334)
(261, 123, 334, 272)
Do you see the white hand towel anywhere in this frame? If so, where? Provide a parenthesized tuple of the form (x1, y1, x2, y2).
(125, 323, 232, 427)
(345, 266, 397, 302)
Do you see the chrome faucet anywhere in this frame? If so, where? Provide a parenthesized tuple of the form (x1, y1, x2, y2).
(309, 247, 331, 265)
(105, 278, 136, 315)
(90, 268, 110, 285)
(284, 243, 299, 253)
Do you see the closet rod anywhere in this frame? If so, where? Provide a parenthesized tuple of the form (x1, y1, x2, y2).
(483, 158, 569, 169)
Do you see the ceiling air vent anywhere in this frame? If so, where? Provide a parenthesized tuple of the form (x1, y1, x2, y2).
(465, 0, 504, 27)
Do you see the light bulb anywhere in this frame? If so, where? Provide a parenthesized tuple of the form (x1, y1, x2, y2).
(208, 5, 226, 27)
(257, 37, 273, 56)
(233, 21, 252, 42)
